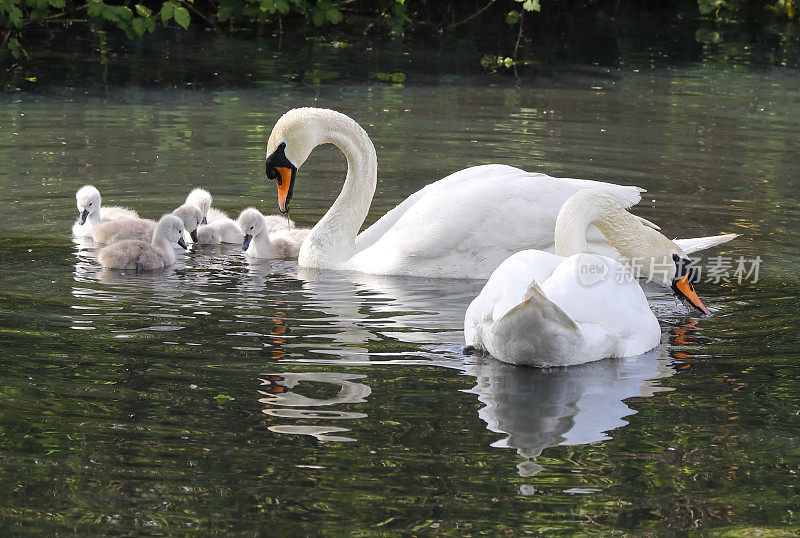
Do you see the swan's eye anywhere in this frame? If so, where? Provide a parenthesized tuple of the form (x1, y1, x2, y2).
(250, 226, 253, 230)
(88, 203, 92, 206)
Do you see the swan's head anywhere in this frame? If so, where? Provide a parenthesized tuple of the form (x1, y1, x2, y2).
(155, 214, 187, 249)
(75, 185, 101, 224)
(266, 108, 341, 213)
(172, 203, 203, 243)
(185, 188, 212, 224)
(237, 207, 266, 250)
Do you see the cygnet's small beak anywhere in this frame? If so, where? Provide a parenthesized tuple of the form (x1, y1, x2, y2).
(190, 229, 199, 243)
(672, 274, 710, 315)
(80, 209, 89, 224)
(202, 217, 207, 225)
(178, 236, 188, 250)
(242, 234, 252, 251)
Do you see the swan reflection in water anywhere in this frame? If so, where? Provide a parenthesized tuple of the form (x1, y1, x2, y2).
(256, 267, 696, 479)
(72, 242, 690, 470)
(259, 372, 371, 442)
(464, 347, 674, 478)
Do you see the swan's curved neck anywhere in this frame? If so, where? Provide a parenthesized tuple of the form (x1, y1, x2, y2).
(153, 236, 177, 265)
(301, 113, 377, 265)
(249, 230, 275, 259)
(87, 209, 102, 225)
(554, 193, 644, 257)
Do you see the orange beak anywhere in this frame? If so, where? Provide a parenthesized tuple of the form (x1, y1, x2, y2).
(275, 167, 293, 213)
(674, 274, 710, 315)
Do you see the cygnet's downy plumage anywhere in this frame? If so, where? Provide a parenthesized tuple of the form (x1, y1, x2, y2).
(195, 218, 244, 245)
(237, 207, 309, 259)
(72, 185, 138, 237)
(91, 203, 202, 245)
(97, 214, 187, 271)
(185, 187, 293, 231)
(184, 188, 218, 225)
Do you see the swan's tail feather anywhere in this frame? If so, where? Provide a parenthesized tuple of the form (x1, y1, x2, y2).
(634, 215, 661, 231)
(600, 186, 645, 210)
(675, 233, 739, 255)
(489, 280, 583, 366)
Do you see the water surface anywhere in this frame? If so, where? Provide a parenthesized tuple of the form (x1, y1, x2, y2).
(1, 37, 799, 534)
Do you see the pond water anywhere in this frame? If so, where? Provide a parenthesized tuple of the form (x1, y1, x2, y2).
(1, 32, 799, 534)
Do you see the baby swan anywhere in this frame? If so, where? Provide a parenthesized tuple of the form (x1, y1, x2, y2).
(72, 185, 138, 237)
(186, 187, 294, 231)
(185, 187, 230, 224)
(237, 207, 309, 259)
(195, 218, 244, 245)
(98, 214, 187, 271)
(91, 203, 203, 245)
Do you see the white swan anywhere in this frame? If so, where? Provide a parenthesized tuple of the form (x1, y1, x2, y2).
(97, 214, 187, 271)
(185, 187, 292, 231)
(91, 203, 202, 244)
(264, 108, 737, 279)
(195, 218, 244, 245)
(238, 208, 309, 259)
(72, 185, 138, 238)
(464, 189, 711, 367)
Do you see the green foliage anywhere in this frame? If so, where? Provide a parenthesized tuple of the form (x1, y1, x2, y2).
(0, 0, 797, 61)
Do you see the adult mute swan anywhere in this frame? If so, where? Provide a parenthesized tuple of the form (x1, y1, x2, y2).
(264, 108, 736, 279)
(464, 189, 710, 367)
(97, 214, 187, 271)
(238, 208, 309, 259)
(72, 185, 138, 238)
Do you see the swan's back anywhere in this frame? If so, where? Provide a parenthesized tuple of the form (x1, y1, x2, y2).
(350, 165, 644, 278)
(92, 218, 156, 244)
(100, 206, 138, 221)
(271, 228, 310, 259)
(98, 240, 166, 270)
(196, 218, 244, 245)
(465, 250, 660, 366)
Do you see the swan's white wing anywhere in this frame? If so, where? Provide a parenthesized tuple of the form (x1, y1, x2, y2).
(350, 165, 645, 278)
(465, 250, 659, 367)
(464, 249, 563, 347)
(541, 255, 660, 357)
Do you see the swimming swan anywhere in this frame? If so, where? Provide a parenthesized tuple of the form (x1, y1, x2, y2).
(97, 214, 187, 271)
(464, 189, 713, 367)
(196, 218, 244, 245)
(72, 185, 138, 238)
(264, 108, 737, 279)
(91, 203, 202, 244)
(237, 208, 309, 259)
(186, 187, 291, 231)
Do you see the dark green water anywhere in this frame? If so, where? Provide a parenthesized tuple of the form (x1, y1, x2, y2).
(0, 33, 799, 534)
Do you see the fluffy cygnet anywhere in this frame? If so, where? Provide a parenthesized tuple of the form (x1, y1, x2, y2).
(92, 217, 157, 244)
(97, 214, 187, 271)
(237, 207, 309, 259)
(173, 203, 203, 243)
(195, 218, 244, 245)
(72, 185, 138, 237)
(91, 203, 202, 244)
(264, 213, 296, 233)
(185, 188, 214, 224)
(185, 187, 292, 230)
